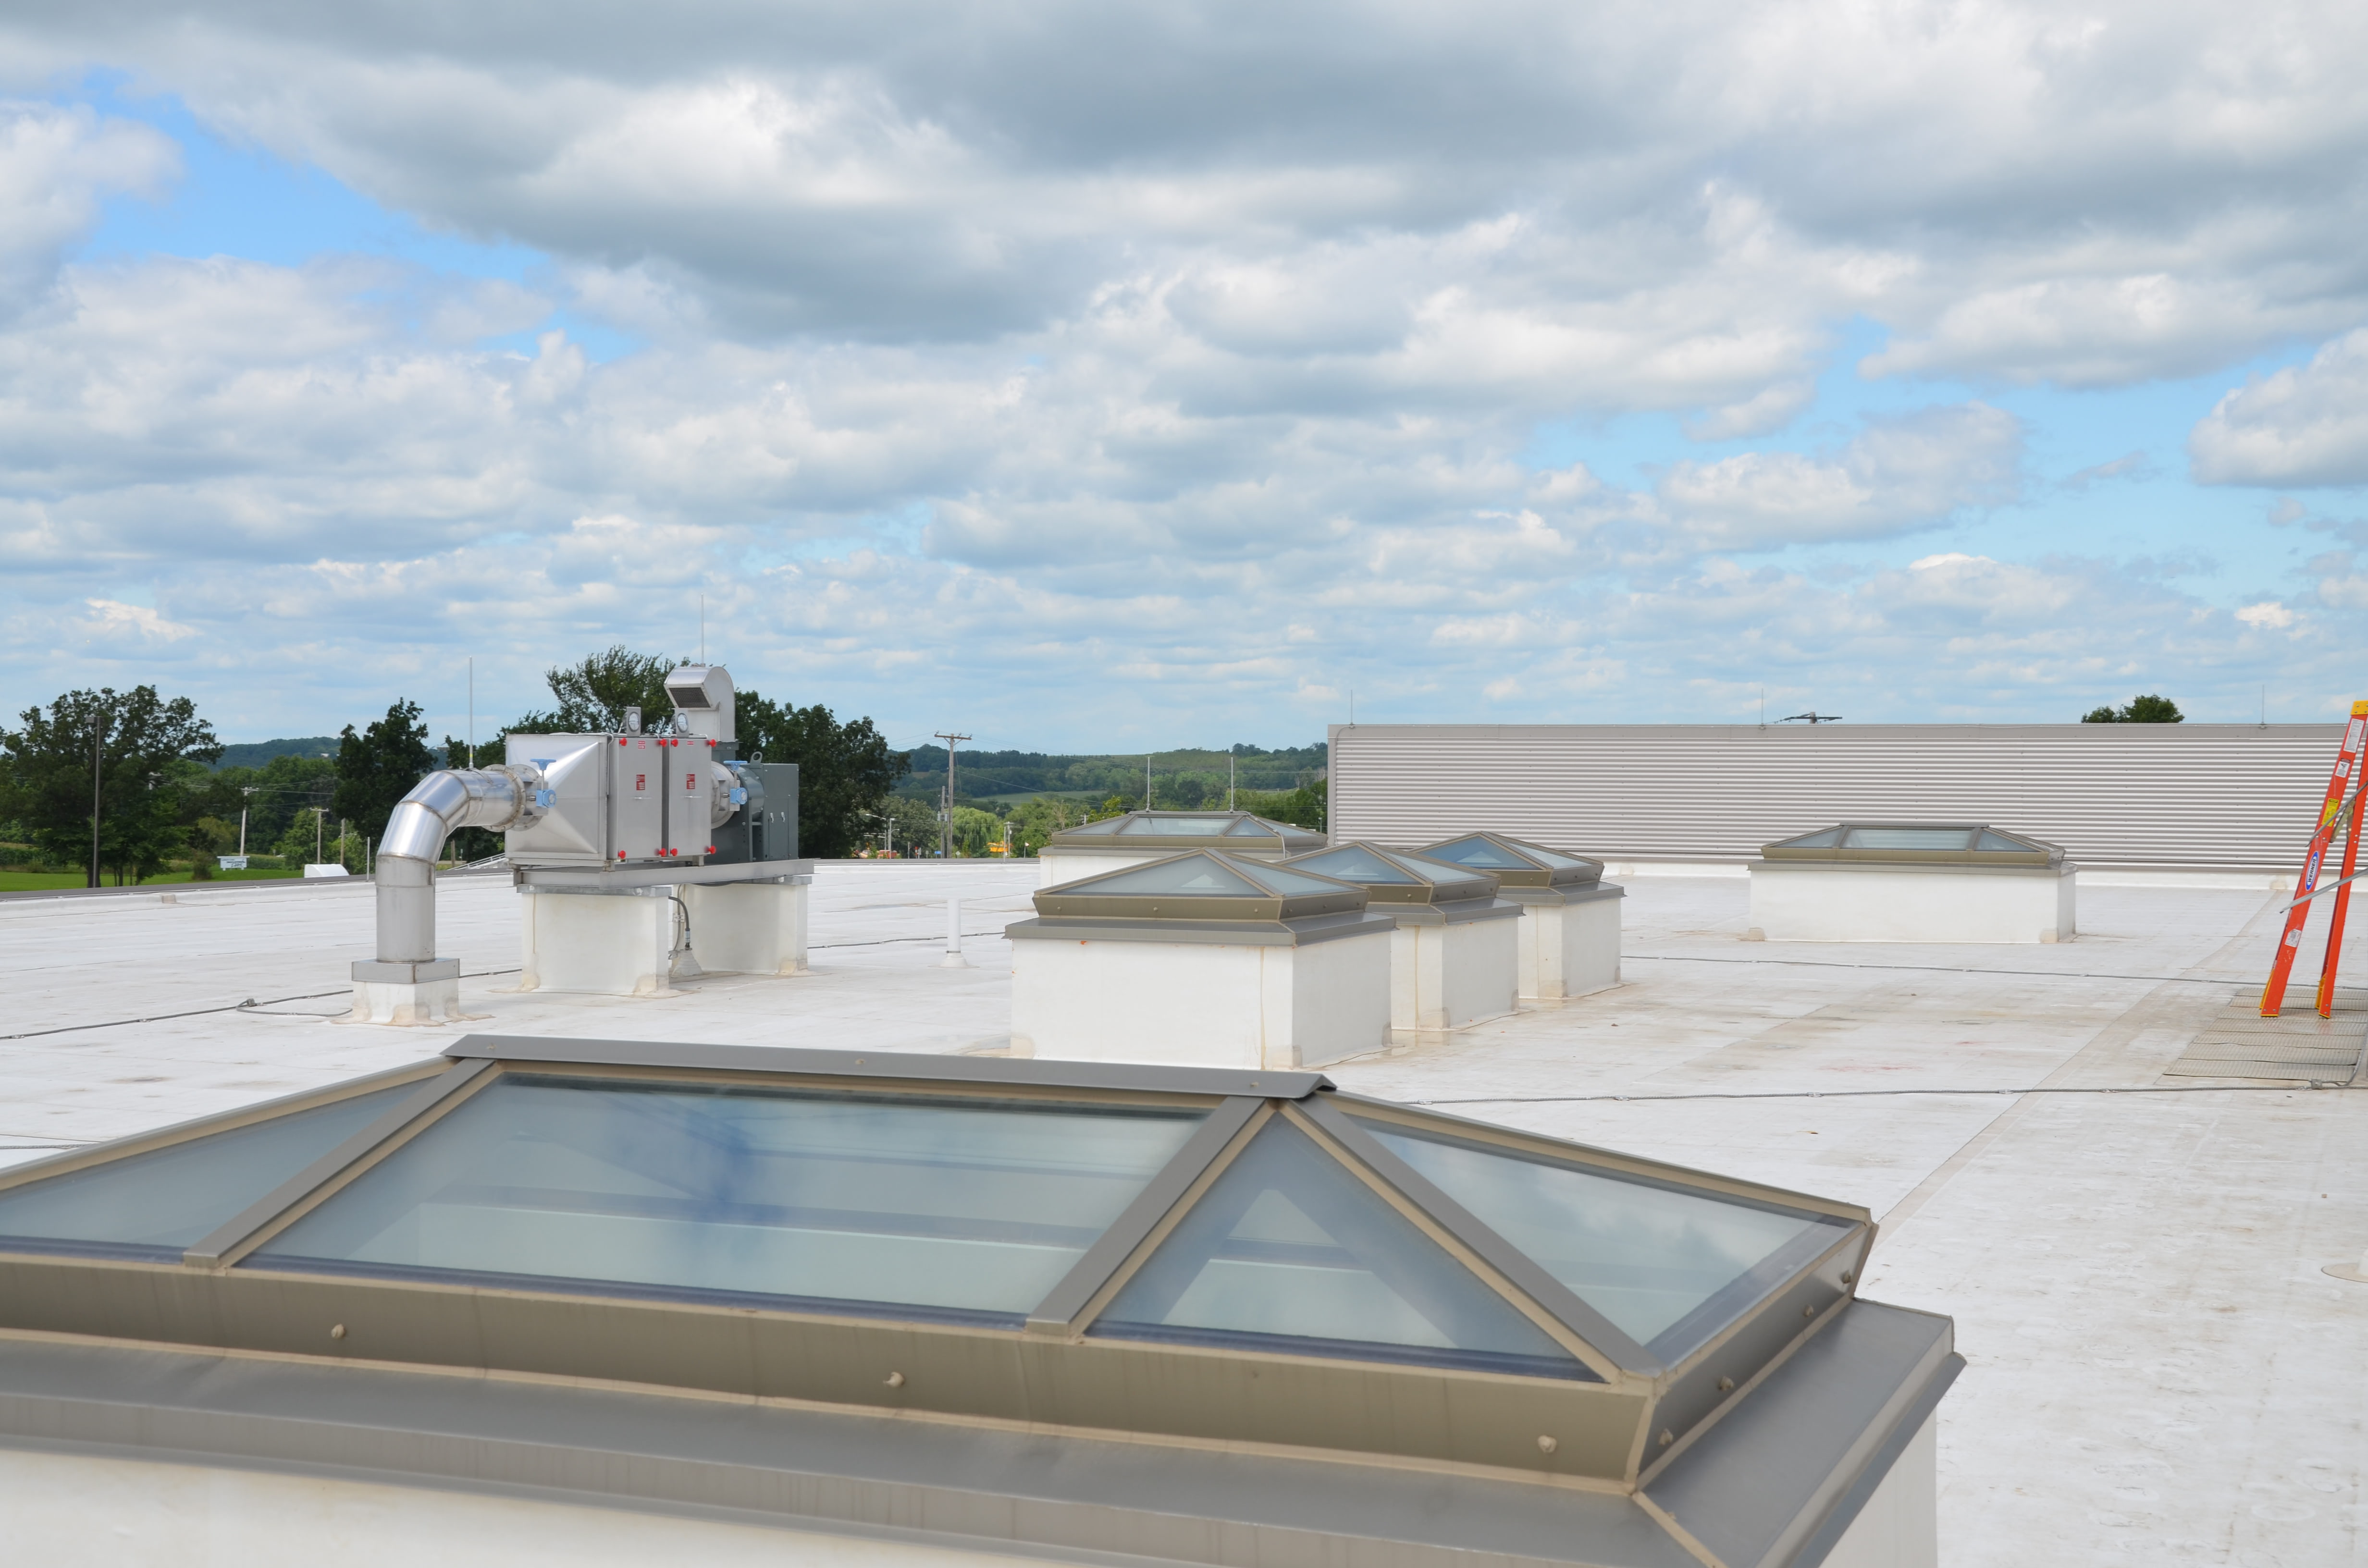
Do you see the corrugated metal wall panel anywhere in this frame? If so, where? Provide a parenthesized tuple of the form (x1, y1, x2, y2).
(1328, 724, 2347, 870)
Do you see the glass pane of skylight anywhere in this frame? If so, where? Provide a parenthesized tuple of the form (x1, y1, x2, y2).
(1516, 845, 1597, 871)
(1840, 827, 1974, 851)
(1090, 1118, 1583, 1378)
(251, 1078, 1206, 1324)
(1243, 863, 1358, 896)
(1291, 846, 1421, 884)
(1221, 818, 1269, 835)
(0, 1083, 420, 1257)
(1123, 817, 1230, 835)
(1774, 827, 1843, 848)
(1420, 836, 1533, 870)
(1975, 831, 2034, 852)
(1081, 856, 1265, 896)
(1362, 1124, 1846, 1357)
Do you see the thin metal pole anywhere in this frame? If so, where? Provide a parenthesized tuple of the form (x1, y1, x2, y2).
(468, 656, 475, 768)
(934, 732, 970, 857)
(89, 718, 102, 889)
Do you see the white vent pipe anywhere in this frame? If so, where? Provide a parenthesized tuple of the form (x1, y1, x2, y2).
(376, 767, 546, 964)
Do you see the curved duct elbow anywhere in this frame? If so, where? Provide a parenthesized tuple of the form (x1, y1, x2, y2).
(375, 767, 547, 965)
(381, 766, 545, 866)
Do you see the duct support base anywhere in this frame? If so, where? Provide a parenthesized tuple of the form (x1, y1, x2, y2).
(681, 881, 809, 978)
(518, 890, 677, 997)
(519, 882, 811, 996)
(345, 959, 471, 1026)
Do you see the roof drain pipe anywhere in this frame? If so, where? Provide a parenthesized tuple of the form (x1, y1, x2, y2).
(368, 765, 547, 982)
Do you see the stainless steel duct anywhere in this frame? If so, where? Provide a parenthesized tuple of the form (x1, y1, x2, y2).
(375, 767, 548, 965)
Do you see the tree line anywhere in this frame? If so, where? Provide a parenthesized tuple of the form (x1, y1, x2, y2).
(0, 648, 910, 885)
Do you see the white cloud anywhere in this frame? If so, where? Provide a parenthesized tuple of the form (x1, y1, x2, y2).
(1, 6, 2368, 737)
(0, 101, 176, 313)
(78, 598, 194, 641)
(2236, 600, 2298, 629)
(1653, 405, 2021, 549)
(2190, 329, 2368, 486)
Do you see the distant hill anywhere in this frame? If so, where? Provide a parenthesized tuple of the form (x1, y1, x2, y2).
(900, 742, 1326, 809)
(211, 737, 341, 771)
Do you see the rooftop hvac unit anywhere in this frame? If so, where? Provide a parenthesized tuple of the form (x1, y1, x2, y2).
(350, 664, 812, 1025)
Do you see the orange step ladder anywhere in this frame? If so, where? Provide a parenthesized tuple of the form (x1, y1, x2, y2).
(2261, 699, 2368, 1017)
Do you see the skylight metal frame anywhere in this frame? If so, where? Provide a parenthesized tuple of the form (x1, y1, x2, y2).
(1282, 840, 1504, 907)
(1032, 848, 1369, 921)
(0, 1034, 1877, 1494)
(1409, 833, 1607, 891)
(1761, 822, 2066, 867)
(1047, 810, 1327, 856)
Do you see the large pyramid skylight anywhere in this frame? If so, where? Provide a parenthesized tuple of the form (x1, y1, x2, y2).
(0, 1034, 1886, 1509)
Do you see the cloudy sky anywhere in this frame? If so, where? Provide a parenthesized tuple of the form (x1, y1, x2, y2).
(3, 1, 2366, 750)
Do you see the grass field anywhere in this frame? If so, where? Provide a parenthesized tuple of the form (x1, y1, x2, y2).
(0, 868, 309, 892)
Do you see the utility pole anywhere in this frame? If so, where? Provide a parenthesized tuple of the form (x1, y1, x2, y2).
(934, 732, 970, 859)
(1228, 753, 1235, 811)
(88, 716, 104, 889)
(1145, 754, 1153, 811)
(239, 787, 253, 854)
(314, 807, 327, 866)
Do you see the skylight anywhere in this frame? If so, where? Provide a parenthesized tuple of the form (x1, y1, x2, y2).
(1358, 1121, 1849, 1357)
(251, 1077, 1208, 1323)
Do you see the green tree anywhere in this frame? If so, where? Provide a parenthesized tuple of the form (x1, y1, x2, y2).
(1008, 795, 1096, 856)
(2082, 695, 2184, 723)
(333, 699, 436, 845)
(879, 795, 941, 856)
(738, 690, 912, 858)
(0, 686, 222, 885)
(1239, 779, 1326, 832)
(210, 754, 337, 850)
(946, 805, 1002, 857)
(520, 646, 688, 732)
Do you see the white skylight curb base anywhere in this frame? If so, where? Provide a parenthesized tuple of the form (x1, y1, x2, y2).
(1747, 862, 2079, 943)
(1388, 908, 1520, 1043)
(1502, 883, 1625, 1002)
(1011, 928, 1391, 1069)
